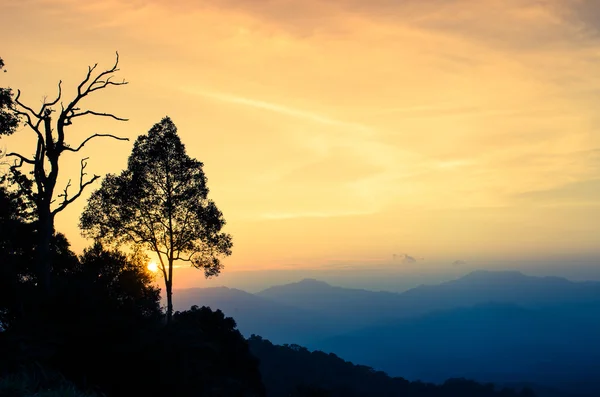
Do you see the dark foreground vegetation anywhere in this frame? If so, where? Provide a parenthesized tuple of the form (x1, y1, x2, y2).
(249, 336, 536, 397)
(0, 192, 264, 396)
(0, 54, 536, 396)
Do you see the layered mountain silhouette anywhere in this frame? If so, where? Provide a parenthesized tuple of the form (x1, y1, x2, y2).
(317, 303, 600, 392)
(174, 270, 600, 396)
(173, 286, 336, 344)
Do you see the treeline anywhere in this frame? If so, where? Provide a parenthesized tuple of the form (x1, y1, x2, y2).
(249, 336, 536, 397)
(0, 184, 264, 397)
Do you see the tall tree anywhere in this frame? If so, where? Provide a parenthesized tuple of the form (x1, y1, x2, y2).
(80, 116, 233, 323)
(1, 53, 129, 295)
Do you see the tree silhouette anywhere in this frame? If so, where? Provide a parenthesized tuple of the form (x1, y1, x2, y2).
(1, 53, 129, 295)
(0, 57, 19, 136)
(80, 116, 232, 323)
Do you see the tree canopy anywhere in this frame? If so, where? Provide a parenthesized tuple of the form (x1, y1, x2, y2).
(80, 116, 232, 322)
(0, 57, 19, 136)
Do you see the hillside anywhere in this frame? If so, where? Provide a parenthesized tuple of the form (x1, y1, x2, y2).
(248, 335, 536, 397)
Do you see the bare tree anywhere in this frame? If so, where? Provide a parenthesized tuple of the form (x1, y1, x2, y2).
(4, 52, 129, 295)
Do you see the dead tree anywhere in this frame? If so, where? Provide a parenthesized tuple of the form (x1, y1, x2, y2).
(5, 52, 129, 295)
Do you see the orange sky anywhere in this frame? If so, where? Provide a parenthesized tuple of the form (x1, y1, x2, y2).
(1, 0, 599, 288)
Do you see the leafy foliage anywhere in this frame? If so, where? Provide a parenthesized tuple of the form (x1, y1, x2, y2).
(81, 116, 232, 275)
(124, 306, 265, 397)
(80, 116, 232, 320)
(0, 57, 19, 136)
(0, 185, 78, 328)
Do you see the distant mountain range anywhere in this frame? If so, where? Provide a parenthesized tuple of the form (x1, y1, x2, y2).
(173, 270, 600, 396)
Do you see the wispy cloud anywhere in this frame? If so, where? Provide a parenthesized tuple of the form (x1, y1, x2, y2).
(260, 209, 376, 220)
(184, 88, 372, 134)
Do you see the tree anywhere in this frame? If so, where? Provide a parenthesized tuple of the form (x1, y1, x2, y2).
(0, 184, 79, 330)
(1, 53, 129, 295)
(0, 57, 19, 136)
(80, 116, 233, 323)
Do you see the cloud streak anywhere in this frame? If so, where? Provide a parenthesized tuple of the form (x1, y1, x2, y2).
(184, 88, 372, 134)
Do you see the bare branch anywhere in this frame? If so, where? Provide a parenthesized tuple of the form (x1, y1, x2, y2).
(6, 152, 36, 165)
(61, 52, 128, 128)
(80, 52, 127, 96)
(57, 178, 72, 202)
(69, 110, 128, 122)
(14, 89, 42, 118)
(77, 64, 99, 96)
(41, 80, 62, 110)
(88, 78, 128, 93)
(52, 157, 99, 215)
(63, 133, 129, 153)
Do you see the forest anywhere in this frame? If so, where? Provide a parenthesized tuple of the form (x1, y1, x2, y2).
(0, 55, 538, 396)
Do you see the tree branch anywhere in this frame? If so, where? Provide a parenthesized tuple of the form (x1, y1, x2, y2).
(60, 52, 128, 132)
(57, 178, 72, 202)
(13, 92, 46, 143)
(63, 133, 129, 153)
(76, 63, 99, 96)
(6, 152, 35, 165)
(38, 80, 62, 115)
(52, 157, 99, 215)
(68, 110, 128, 122)
(14, 89, 42, 118)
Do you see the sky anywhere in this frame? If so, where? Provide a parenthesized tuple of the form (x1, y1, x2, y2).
(1, 0, 599, 290)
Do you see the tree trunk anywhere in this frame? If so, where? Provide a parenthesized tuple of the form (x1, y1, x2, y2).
(36, 207, 53, 296)
(166, 277, 173, 324)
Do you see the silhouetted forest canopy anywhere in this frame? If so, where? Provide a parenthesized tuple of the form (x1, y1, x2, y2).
(0, 55, 538, 396)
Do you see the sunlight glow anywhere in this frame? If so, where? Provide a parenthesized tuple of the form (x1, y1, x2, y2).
(147, 261, 159, 273)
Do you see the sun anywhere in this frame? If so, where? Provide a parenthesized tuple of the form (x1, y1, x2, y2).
(147, 261, 159, 273)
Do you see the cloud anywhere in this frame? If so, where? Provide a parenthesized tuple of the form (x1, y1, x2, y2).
(514, 178, 600, 206)
(393, 253, 418, 265)
(557, 0, 600, 36)
(134, 0, 600, 51)
(452, 260, 468, 266)
(186, 89, 372, 134)
(260, 210, 375, 220)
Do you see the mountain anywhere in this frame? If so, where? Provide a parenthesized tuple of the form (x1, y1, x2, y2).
(399, 270, 600, 312)
(314, 302, 600, 396)
(173, 286, 336, 344)
(258, 271, 600, 325)
(257, 278, 406, 329)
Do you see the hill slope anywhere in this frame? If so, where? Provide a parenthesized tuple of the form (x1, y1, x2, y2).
(248, 335, 537, 397)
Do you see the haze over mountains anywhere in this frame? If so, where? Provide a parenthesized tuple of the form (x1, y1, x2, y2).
(174, 270, 600, 396)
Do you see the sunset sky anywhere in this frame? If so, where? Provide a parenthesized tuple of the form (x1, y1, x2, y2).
(1, 0, 599, 290)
